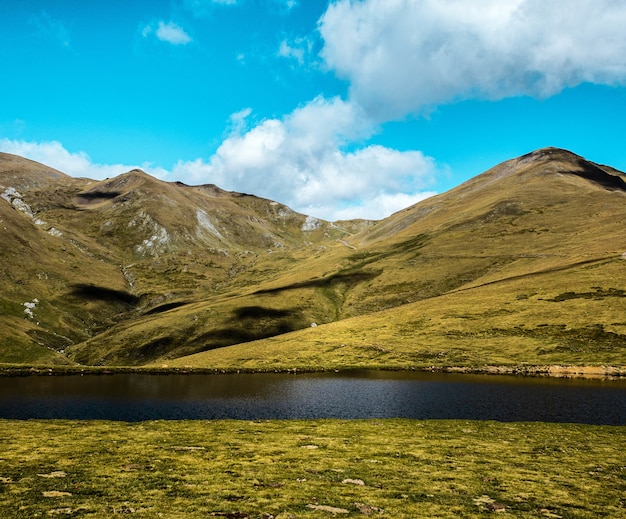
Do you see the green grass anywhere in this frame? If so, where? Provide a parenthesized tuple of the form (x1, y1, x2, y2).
(164, 258, 626, 372)
(0, 419, 623, 518)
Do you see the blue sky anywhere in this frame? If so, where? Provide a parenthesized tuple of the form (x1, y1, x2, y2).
(2, 0, 626, 221)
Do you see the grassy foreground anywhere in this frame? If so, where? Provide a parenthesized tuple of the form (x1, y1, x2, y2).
(0, 419, 623, 518)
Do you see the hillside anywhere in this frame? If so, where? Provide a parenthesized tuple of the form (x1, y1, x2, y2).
(1, 147, 625, 370)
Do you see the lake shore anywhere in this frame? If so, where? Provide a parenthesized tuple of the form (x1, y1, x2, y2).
(1, 363, 625, 378)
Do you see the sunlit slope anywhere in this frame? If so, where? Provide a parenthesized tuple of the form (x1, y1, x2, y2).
(168, 256, 626, 370)
(166, 148, 626, 370)
(325, 147, 626, 314)
(2, 147, 626, 368)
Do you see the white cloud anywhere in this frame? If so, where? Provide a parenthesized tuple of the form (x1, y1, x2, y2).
(142, 21, 192, 45)
(171, 97, 438, 220)
(278, 36, 315, 66)
(0, 139, 168, 181)
(0, 130, 437, 221)
(278, 39, 305, 65)
(319, 0, 626, 120)
(227, 107, 253, 135)
(328, 191, 438, 222)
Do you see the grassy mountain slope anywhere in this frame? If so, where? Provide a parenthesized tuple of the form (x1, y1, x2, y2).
(1, 148, 625, 369)
(0, 152, 367, 365)
(0, 155, 129, 364)
(166, 148, 626, 370)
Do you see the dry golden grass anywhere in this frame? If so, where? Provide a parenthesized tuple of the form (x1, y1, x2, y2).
(167, 256, 626, 371)
(3, 148, 626, 370)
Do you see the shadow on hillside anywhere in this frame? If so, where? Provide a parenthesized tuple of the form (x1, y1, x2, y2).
(130, 336, 176, 363)
(234, 306, 292, 319)
(76, 191, 122, 202)
(569, 159, 626, 192)
(253, 270, 381, 295)
(70, 284, 139, 305)
(191, 305, 308, 353)
(195, 324, 296, 350)
(144, 301, 189, 315)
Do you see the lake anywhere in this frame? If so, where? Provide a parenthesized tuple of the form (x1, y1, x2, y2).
(0, 370, 624, 424)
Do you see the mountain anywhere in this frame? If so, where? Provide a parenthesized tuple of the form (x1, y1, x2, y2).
(0, 151, 370, 365)
(1, 147, 625, 370)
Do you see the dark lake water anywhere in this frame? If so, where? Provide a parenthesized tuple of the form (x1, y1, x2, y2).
(0, 371, 624, 424)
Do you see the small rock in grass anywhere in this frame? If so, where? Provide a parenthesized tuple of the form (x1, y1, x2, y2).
(38, 471, 66, 478)
(42, 491, 72, 498)
(306, 504, 349, 515)
(46, 508, 73, 516)
(354, 502, 383, 515)
(487, 502, 507, 513)
(342, 478, 365, 486)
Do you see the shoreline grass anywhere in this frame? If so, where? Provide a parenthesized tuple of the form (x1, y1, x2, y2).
(1, 363, 624, 379)
(0, 419, 624, 518)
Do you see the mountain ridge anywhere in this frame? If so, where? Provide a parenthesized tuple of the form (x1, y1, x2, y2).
(1, 147, 625, 369)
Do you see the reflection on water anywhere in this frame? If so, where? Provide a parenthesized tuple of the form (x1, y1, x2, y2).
(0, 371, 624, 424)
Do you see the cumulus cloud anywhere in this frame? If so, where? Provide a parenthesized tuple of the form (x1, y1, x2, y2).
(171, 97, 438, 220)
(0, 128, 437, 221)
(142, 21, 192, 45)
(319, 0, 626, 120)
(0, 139, 168, 180)
(329, 191, 438, 222)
